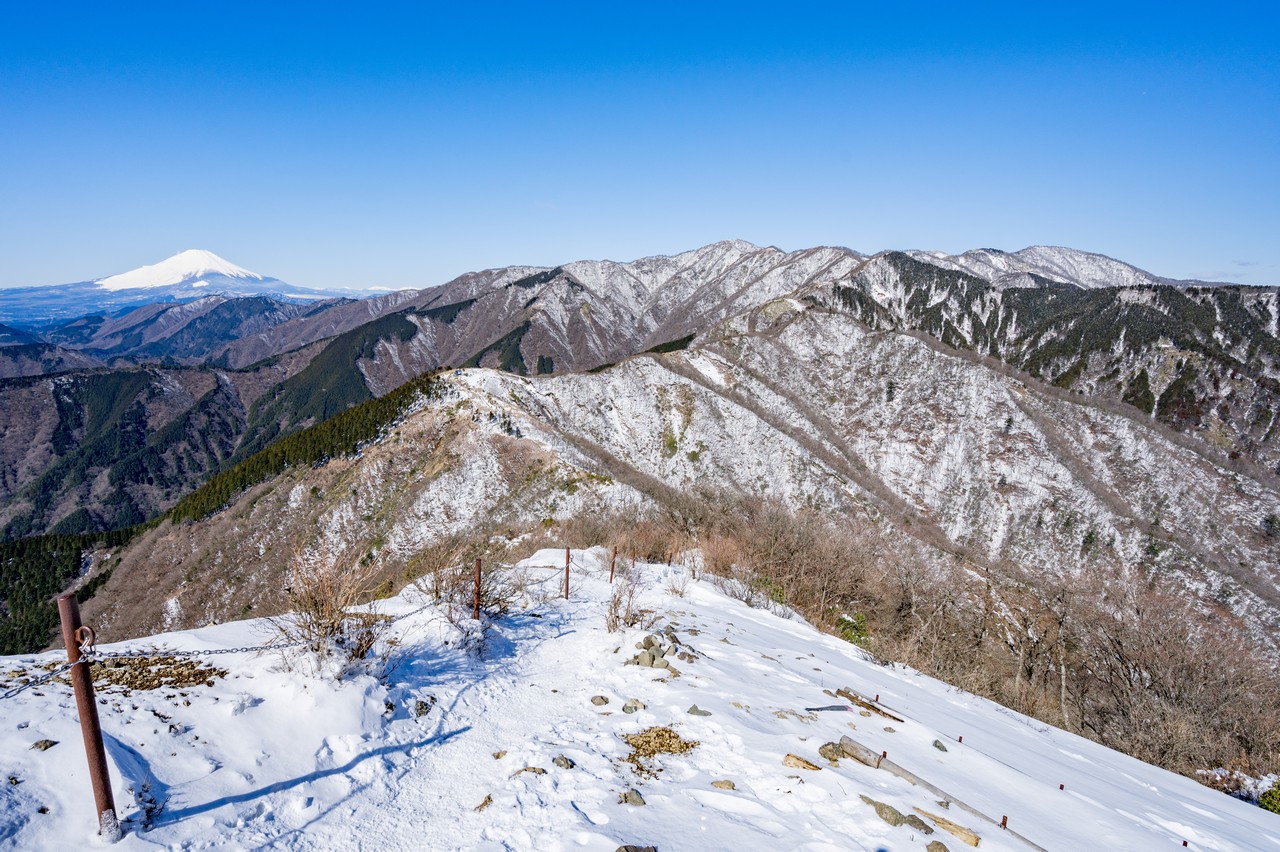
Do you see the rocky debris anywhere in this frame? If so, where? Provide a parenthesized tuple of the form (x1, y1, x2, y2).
(474, 794, 492, 812)
(859, 710, 872, 717)
(914, 807, 981, 847)
(553, 755, 576, 770)
(617, 846, 657, 852)
(624, 631, 696, 668)
(859, 794, 906, 827)
(511, 766, 546, 778)
(905, 814, 934, 834)
(413, 695, 437, 718)
(623, 726, 699, 777)
(591, 695, 609, 706)
(783, 753, 821, 771)
(883, 726, 896, 733)
(927, 842, 950, 852)
(8, 776, 21, 786)
(933, 739, 949, 752)
(619, 789, 646, 806)
(818, 742, 843, 764)
(89, 655, 227, 693)
(711, 780, 736, 790)
(29, 740, 57, 751)
(686, 704, 711, 716)
(622, 698, 645, 714)
(493, 751, 507, 760)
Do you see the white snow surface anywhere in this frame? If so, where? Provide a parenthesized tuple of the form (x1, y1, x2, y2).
(1, 550, 1274, 850)
(96, 251, 266, 292)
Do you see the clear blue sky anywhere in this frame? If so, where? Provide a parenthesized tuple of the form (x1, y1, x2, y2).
(1, 2, 1276, 289)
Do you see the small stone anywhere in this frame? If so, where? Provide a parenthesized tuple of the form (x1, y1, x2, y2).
(413, 695, 437, 718)
(905, 814, 934, 834)
(932, 739, 949, 752)
(634, 642, 645, 650)
(652, 657, 670, 669)
(622, 698, 645, 714)
(617, 846, 657, 852)
(859, 710, 872, 717)
(859, 794, 906, 827)
(678, 652, 696, 663)
(783, 753, 821, 771)
(474, 793, 493, 812)
(711, 779, 736, 790)
(687, 704, 711, 716)
(641, 635, 656, 649)
(591, 695, 609, 706)
(664, 666, 681, 678)
(818, 742, 843, 763)
(7, 776, 19, 786)
(637, 650, 655, 667)
(926, 842, 950, 852)
(553, 755, 576, 770)
(493, 751, 507, 760)
(512, 766, 546, 777)
(619, 788, 646, 806)
(883, 726, 896, 733)
(29, 740, 57, 751)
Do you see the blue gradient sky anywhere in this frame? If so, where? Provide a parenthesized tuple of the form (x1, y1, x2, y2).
(1, 2, 1276, 289)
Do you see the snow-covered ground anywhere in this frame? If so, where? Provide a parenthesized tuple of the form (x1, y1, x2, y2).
(2, 549, 1275, 850)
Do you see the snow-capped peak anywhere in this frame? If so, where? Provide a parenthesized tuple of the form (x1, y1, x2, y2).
(95, 249, 267, 292)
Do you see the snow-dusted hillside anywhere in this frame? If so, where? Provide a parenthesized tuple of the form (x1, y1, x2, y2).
(2, 549, 1273, 850)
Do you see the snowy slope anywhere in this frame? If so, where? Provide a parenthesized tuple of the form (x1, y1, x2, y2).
(96, 251, 267, 292)
(2, 549, 1274, 850)
(905, 246, 1177, 290)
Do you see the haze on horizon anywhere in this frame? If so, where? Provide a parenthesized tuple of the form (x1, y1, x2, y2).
(0, 2, 1276, 291)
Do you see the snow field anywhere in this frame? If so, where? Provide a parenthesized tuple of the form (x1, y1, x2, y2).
(1, 549, 1276, 850)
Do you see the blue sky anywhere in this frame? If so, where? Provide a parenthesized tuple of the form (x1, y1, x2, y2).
(1, 2, 1276, 289)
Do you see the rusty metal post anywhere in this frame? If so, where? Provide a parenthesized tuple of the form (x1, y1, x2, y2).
(1000, 815, 1008, 830)
(57, 593, 120, 841)
(609, 546, 617, 584)
(473, 558, 482, 621)
(563, 548, 570, 599)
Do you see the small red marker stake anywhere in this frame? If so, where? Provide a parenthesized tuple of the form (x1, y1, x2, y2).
(874, 694, 879, 702)
(1059, 784, 1064, 791)
(1000, 815, 1008, 830)
(958, 736, 963, 744)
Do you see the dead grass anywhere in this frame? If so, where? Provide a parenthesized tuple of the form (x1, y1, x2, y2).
(621, 726, 699, 777)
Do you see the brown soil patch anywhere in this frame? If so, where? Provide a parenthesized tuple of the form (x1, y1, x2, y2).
(621, 726, 699, 778)
(89, 656, 228, 693)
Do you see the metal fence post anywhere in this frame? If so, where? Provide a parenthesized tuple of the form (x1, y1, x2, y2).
(57, 593, 120, 841)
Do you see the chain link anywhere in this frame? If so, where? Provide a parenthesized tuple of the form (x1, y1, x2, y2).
(1, 594, 442, 703)
(0, 660, 82, 702)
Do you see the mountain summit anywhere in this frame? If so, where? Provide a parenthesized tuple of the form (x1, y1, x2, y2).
(95, 249, 267, 291)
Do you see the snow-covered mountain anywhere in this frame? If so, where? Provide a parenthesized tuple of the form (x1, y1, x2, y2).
(0, 251, 368, 327)
(2, 550, 1274, 849)
(94, 249, 269, 291)
(903, 245, 1188, 290)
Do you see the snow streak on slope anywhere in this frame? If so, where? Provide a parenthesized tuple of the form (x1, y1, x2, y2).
(96, 250, 267, 291)
(2, 550, 1273, 850)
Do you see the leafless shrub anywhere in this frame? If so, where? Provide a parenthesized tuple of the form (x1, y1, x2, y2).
(267, 542, 395, 678)
(605, 562, 647, 632)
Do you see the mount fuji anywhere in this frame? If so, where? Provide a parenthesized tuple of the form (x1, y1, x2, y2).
(0, 250, 371, 327)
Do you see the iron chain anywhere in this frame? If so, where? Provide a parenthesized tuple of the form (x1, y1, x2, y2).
(0, 660, 82, 702)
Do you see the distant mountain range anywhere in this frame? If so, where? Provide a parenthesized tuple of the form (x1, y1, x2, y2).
(2, 239, 1279, 643)
(0, 249, 378, 327)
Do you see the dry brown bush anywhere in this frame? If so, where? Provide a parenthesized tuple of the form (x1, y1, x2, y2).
(267, 542, 394, 677)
